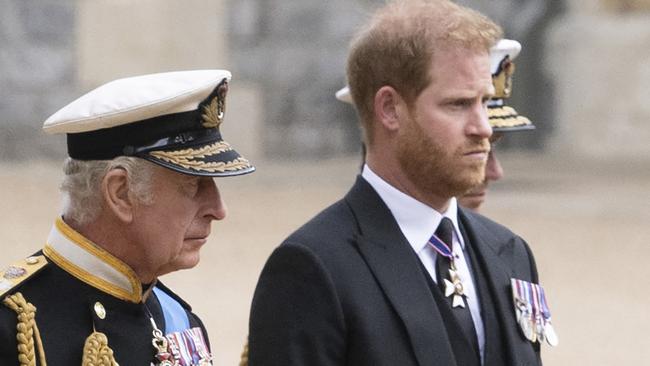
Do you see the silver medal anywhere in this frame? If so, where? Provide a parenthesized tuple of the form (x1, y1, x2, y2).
(519, 314, 535, 342)
(544, 321, 559, 347)
(535, 316, 545, 344)
(529, 317, 537, 343)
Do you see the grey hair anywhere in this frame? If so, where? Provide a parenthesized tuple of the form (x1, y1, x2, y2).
(60, 157, 155, 226)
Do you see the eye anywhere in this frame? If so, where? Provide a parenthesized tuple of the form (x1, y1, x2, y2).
(450, 99, 472, 108)
(179, 177, 200, 197)
(193, 177, 217, 198)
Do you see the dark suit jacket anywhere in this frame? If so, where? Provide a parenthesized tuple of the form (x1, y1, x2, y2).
(249, 177, 541, 366)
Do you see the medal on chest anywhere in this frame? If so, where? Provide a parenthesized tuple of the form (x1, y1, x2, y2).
(511, 278, 559, 346)
(150, 317, 176, 366)
(428, 234, 468, 308)
(443, 262, 467, 308)
(149, 316, 214, 365)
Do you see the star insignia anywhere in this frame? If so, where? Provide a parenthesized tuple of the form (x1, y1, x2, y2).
(444, 269, 467, 308)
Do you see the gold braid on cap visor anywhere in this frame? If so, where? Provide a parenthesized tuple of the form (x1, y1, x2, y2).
(148, 141, 251, 173)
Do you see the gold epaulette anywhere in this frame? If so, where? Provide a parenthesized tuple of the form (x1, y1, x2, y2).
(0, 256, 47, 298)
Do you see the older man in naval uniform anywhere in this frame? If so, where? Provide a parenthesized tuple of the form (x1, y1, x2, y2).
(0, 70, 254, 365)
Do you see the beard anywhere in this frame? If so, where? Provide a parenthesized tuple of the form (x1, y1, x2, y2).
(396, 115, 488, 200)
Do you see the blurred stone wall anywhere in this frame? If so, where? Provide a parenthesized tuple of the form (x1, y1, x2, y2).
(227, 0, 377, 158)
(76, 0, 228, 88)
(0, 0, 75, 160)
(545, 0, 650, 160)
(600, 0, 650, 12)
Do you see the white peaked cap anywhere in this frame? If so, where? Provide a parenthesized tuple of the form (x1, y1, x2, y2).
(335, 86, 353, 104)
(43, 70, 232, 134)
(490, 39, 521, 75)
(41, 69, 256, 177)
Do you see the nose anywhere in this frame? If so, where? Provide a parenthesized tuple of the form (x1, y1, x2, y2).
(467, 103, 492, 139)
(485, 150, 504, 182)
(200, 178, 227, 221)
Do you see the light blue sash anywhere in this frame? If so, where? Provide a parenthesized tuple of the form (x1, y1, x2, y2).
(153, 286, 190, 334)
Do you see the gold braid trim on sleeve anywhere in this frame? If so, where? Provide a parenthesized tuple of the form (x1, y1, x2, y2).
(3, 292, 47, 366)
(82, 331, 118, 366)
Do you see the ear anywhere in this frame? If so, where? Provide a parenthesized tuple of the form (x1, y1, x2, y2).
(102, 168, 134, 223)
(373, 86, 403, 132)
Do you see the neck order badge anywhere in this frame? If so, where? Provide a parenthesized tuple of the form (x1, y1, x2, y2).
(428, 229, 467, 308)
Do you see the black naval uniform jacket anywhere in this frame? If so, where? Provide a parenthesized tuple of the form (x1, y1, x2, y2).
(0, 218, 211, 366)
(249, 176, 542, 366)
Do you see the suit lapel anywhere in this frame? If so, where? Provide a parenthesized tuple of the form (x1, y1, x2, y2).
(345, 177, 457, 366)
(458, 210, 539, 366)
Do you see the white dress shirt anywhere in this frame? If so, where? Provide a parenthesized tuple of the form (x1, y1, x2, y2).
(361, 165, 485, 362)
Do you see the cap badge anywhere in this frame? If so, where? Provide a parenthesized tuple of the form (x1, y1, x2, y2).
(201, 81, 228, 129)
(492, 56, 515, 99)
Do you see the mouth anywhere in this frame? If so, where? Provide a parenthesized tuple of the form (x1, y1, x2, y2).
(463, 142, 490, 158)
(463, 149, 489, 161)
(464, 189, 486, 198)
(185, 232, 210, 244)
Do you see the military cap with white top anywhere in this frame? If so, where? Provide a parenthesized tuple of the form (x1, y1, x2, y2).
(44, 69, 255, 177)
(335, 39, 534, 132)
(488, 39, 534, 132)
(335, 86, 353, 104)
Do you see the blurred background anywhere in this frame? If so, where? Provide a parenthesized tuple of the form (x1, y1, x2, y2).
(1, 0, 649, 364)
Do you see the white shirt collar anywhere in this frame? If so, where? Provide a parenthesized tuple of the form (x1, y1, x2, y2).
(361, 164, 464, 253)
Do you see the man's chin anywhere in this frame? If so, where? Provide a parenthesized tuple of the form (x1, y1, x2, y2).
(458, 193, 485, 212)
(158, 253, 201, 276)
(177, 253, 201, 270)
(450, 173, 486, 198)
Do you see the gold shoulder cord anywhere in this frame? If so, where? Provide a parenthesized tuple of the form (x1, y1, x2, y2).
(2, 292, 119, 366)
(82, 331, 119, 366)
(239, 339, 249, 366)
(2, 292, 47, 366)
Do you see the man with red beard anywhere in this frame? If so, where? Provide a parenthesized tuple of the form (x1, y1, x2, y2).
(335, 40, 535, 213)
(249, 1, 552, 365)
